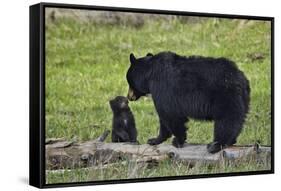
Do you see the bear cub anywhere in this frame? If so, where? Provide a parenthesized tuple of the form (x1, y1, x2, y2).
(109, 96, 138, 143)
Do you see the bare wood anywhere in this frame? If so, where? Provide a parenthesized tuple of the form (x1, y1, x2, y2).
(46, 139, 271, 170)
(95, 130, 110, 142)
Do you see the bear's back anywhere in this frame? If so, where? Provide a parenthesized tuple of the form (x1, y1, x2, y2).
(150, 52, 242, 88)
(152, 52, 237, 73)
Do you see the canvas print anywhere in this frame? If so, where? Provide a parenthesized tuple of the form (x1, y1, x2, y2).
(44, 6, 272, 185)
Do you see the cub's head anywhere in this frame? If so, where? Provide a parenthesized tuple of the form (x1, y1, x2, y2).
(109, 96, 129, 112)
(126, 53, 153, 101)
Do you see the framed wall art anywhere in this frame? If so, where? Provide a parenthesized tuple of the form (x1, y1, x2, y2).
(30, 2, 274, 188)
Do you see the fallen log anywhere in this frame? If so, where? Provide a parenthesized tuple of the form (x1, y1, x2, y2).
(46, 139, 271, 170)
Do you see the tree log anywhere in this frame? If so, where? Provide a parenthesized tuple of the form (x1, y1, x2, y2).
(46, 139, 271, 170)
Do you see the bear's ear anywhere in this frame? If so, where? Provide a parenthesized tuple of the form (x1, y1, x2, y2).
(146, 53, 153, 57)
(130, 53, 136, 65)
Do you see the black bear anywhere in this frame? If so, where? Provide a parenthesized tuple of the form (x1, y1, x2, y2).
(126, 51, 250, 153)
(109, 96, 138, 143)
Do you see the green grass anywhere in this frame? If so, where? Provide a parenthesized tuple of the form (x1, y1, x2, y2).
(45, 16, 271, 184)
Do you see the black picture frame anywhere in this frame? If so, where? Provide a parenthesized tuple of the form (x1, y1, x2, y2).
(30, 2, 274, 188)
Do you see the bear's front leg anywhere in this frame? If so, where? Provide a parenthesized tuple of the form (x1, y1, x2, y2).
(147, 119, 172, 145)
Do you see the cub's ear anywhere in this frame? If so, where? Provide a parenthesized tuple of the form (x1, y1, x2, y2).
(130, 53, 136, 65)
(146, 53, 153, 57)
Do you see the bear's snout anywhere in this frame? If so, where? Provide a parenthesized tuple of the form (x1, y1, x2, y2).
(127, 87, 137, 101)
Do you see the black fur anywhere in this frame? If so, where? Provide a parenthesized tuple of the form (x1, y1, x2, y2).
(126, 51, 250, 153)
(109, 96, 138, 143)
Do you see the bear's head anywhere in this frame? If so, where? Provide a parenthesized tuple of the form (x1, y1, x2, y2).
(126, 53, 153, 101)
(109, 96, 129, 112)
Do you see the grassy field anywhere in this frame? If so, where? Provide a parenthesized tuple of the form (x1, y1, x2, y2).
(45, 14, 271, 184)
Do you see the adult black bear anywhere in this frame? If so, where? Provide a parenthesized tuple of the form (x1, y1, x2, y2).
(126, 52, 250, 153)
(109, 96, 138, 143)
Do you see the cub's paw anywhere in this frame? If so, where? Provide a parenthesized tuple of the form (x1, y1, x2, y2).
(147, 138, 162, 145)
(172, 138, 185, 148)
(207, 141, 224, 153)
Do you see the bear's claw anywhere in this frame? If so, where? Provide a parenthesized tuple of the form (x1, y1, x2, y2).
(147, 138, 162, 145)
(207, 141, 224, 153)
(172, 138, 185, 148)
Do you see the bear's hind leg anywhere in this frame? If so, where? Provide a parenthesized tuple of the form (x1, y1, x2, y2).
(208, 90, 248, 153)
(208, 118, 244, 153)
